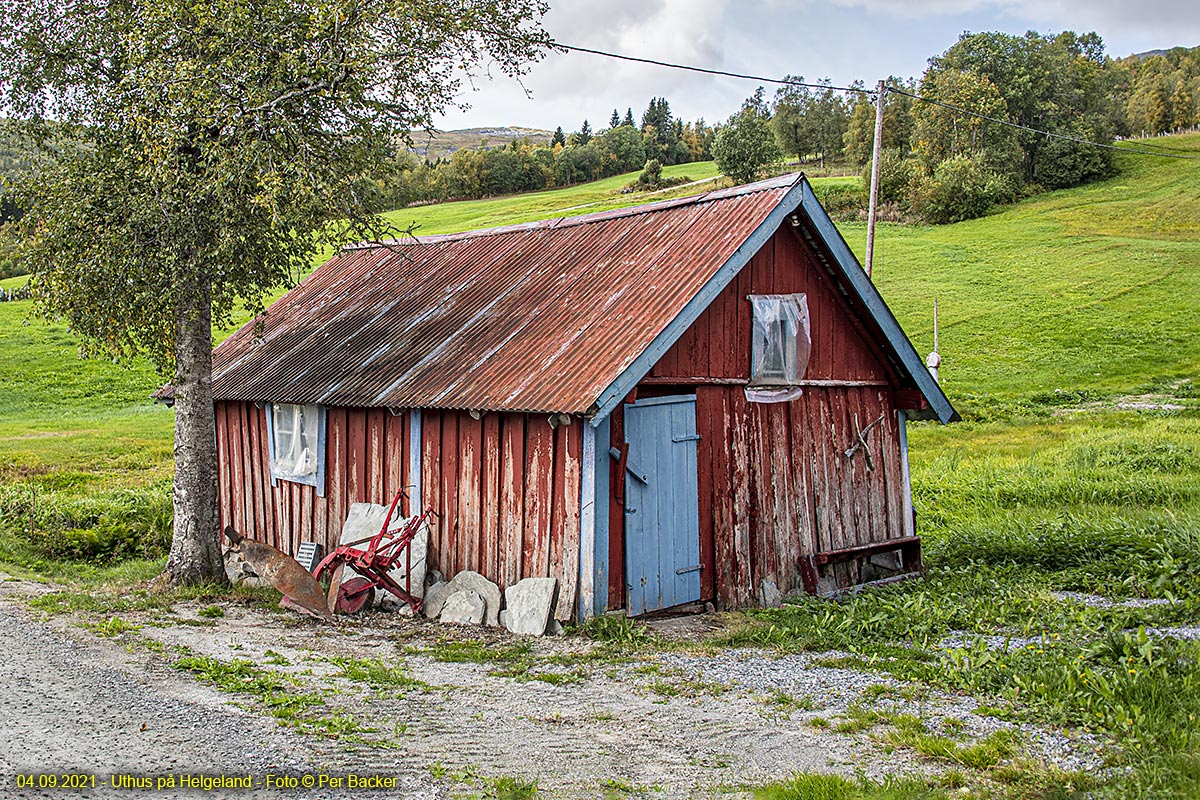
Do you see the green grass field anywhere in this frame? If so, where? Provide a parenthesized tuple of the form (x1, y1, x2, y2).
(854, 136, 1200, 408)
(1, 143, 1198, 797)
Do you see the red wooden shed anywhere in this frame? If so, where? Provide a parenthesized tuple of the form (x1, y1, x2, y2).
(205, 174, 956, 621)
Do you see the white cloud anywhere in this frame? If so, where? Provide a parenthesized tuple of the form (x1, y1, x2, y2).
(440, 0, 737, 130)
(436, 0, 1198, 131)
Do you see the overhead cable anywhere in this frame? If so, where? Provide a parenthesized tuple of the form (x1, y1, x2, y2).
(539, 35, 1199, 160)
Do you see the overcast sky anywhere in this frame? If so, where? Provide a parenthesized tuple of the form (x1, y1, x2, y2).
(433, 0, 1200, 133)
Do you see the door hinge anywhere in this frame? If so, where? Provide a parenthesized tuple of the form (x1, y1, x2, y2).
(675, 564, 702, 575)
(672, 434, 702, 442)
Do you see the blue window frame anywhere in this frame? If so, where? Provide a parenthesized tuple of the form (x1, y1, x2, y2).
(264, 403, 327, 496)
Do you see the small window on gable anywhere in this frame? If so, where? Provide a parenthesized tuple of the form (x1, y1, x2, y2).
(749, 294, 811, 398)
(266, 403, 326, 495)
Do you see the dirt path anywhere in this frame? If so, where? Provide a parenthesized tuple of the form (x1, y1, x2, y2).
(0, 577, 1107, 798)
(0, 594, 438, 799)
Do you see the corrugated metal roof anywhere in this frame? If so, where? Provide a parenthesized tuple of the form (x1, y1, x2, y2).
(211, 174, 800, 414)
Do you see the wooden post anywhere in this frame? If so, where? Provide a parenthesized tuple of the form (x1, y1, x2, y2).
(926, 298, 941, 384)
(865, 80, 886, 278)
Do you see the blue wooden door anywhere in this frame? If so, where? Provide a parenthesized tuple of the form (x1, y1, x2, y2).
(623, 395, 701, 615)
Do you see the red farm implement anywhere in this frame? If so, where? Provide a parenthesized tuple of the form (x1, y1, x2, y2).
(313, 490, 433, 614)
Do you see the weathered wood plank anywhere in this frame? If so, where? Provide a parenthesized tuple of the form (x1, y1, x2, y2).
(243, 403, 263, 543)
(710, 389, 735, 608)
(695, 387, 718, 602)
(748, 403, 772, 591)
(228, 402, 248, 535)
(728, 389, 754, 607)
(367, 407, 386, 505)
(440, 412, 460, 575)
(383, 411, 404, 510)
(242, 403, 259, 542)
(458, 413, 483, 574)
(866, 390, 888, 544)
(523, 417, 554, 580)
(254, 406, 279, 551)
(556, 423, 582, 620)
(882, 397, 904, 541)
(421, 412, 444, 575)
(347, 408, 367, 507)
(499, 413, 526, 588)
(325, 407, 348, 555)
(215, 403, 232, 534)
(767, 401, 793, 592)
(548, 424, 568, 597)
(813, 389, 839, 552)
(481, 413, 502, 583)
(299, 482, 313, 555)
(288, 480, 301, 554)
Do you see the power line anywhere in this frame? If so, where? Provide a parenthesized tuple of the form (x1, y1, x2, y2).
(545, 39, 870, 96)
(541, 35, 1200, 160)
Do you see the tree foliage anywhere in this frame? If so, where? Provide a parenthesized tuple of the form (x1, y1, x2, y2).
(0, 0, 549, 584)
(713, 88, 781, 185)
(1116, 46, 1200, 136)
(926, 30, 1119, 188)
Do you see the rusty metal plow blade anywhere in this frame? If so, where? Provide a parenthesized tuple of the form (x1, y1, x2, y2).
(224, 526, 334, 621)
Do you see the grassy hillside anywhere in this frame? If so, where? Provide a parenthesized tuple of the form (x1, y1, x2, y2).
(854, 134, 1200, 409)
(380, 159, 723, 235)
(0, 141, 1198, 796)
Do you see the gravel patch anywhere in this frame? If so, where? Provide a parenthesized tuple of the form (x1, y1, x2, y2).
(656, 648, 1104, 773)
(0, 598, 439, 800)
(2, 578, 1117, 798)
(656, 649, 902, 711)
(1052, 591, 1179, 610)
(1145, 625, 1200, 641)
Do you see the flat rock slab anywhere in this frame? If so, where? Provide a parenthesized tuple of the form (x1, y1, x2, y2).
(440, 589, 485, 626)
(504, 577, 558, 636)
(445, 570, 502, 627)
(423, 580, 451, 619)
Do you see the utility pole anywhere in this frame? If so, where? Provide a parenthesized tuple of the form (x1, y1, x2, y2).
(865, 79, 886, 278)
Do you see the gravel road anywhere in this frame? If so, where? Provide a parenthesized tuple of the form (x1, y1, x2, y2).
(0, 577, 1112, 799)
(0, 598, 438, 800)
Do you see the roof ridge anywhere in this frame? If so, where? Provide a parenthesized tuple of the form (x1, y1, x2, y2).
(344, 172, 803, 251)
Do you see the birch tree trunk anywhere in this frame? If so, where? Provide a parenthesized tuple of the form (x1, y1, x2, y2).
(165, 278, 226, 585)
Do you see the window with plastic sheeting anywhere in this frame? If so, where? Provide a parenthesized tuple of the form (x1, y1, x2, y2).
(266, 403, 326, 494)
(747, 294, 811, 403)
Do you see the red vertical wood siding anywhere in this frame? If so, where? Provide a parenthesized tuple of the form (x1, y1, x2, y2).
(216, 403, 578, 610)
(649, 229, 893, 383)
(216, 404, 409, 560)
(636, 228, 911, 609)
(420, 410, 583, 621)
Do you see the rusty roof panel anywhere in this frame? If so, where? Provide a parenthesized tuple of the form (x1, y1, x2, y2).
(211, 175, 801, 413)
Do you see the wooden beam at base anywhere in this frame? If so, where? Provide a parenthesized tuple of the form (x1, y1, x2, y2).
(814, 535, 920, 566)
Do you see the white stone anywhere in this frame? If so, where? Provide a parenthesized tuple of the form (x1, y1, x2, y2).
(422, 580, 451, 619)
(223, 548, 266, 588)
(337, 503, 429, 607)
(503, 577, 558, 636)
(439, 589, 485, 626)
(445, 570, 502, 627)
(759, 579, 783, 608)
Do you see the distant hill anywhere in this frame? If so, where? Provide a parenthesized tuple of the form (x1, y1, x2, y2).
(409, 126, 553, 160)
(1128, 46, 1198, 60)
